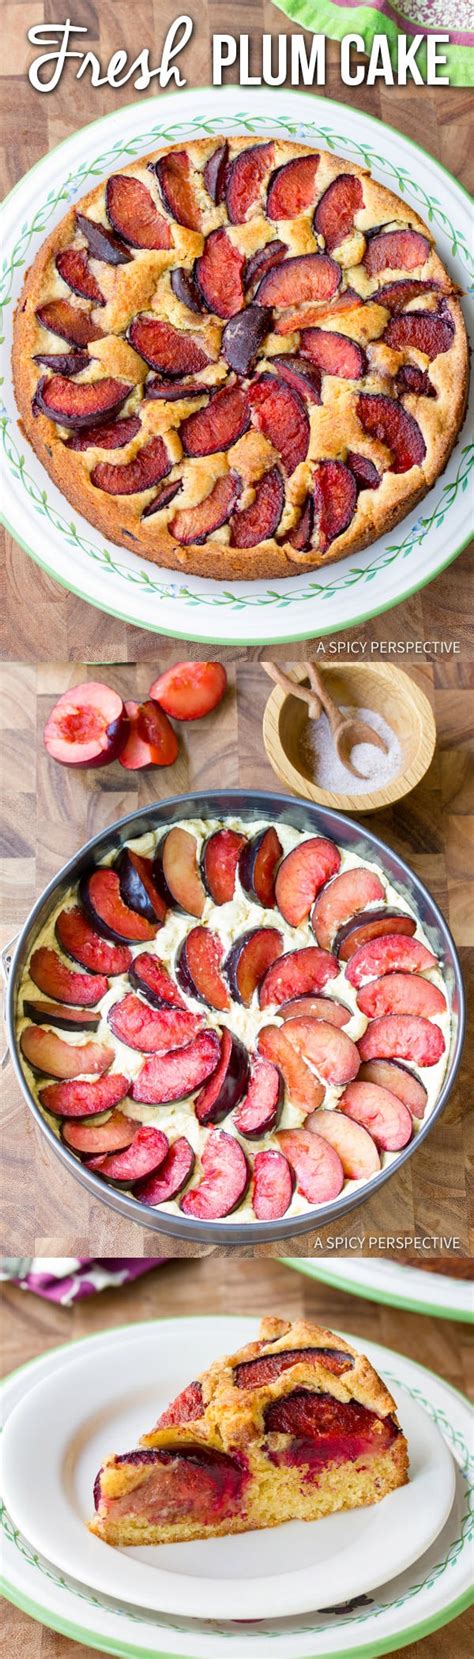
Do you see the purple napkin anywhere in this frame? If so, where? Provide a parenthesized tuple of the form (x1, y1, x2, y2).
(0, 1258, 164, 1305)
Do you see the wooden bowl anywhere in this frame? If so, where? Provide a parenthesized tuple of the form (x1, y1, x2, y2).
(263, 663, 436, 813)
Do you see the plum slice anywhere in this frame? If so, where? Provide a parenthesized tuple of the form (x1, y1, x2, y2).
(162, 827, 205, 918)
(61, 1111, 135, 1156)
(204, 142, 229, 204)
(119, 700, 179, 769)
(23, 999, 100, 1031)
(56, 247, 105, 305)
(346, 933, 437, 987)
(252, 1149, 294, 1220)
(154, 150, 201, 231)
(29, 945, 108, 1006)
(357, 972, 446, 1020)
(128, 316, 210, 377)
(255, 253, 341, 308)
(384, 309, 454, 360)
(245, 240, 286, 297)
(358, 1058, 427, 1118)
(225, 927, 283, 1007)
(116, 850, 167, 924)
(225, 143, 274, 223)
(357, 392, 426, 472)
(264, 1388, 397, 1464)
(222, 305, 273, 376)
(80, 869, 157, 945)
(170, 472, 241, 545)
(21, 1025, 114, 1079)
(56, 907, 132, 975)
(153, 1378, 204, 1429)
(249, 376, 309, 475)
(313, 174, 364, 252)
(276, 1129, 344, 1205)
(201, 828, 246, 905)
(195, 229, 246, 318)
(94, 1444, 248, 1522)
(259, 945, 338, 1009)
(180, 1130, 250, 1219)
(346, 450, 381, 491)
(136, 1137, 195, 1205)
(89, 1125, 169, 1186)
(238, 826, 282, 909)
(132, 1029, 221, 1104)
(375, 277, 444, 311)
(270, 355, 322, 405)
(258, 1024, 325, 1112)
(339, 1081, 413, 1151)
(233, 1056, 283, 1138)
(194, 1029, 250, 1125)
(311, 866, 385, 951)
(364, 228, 430, 275)
(231, 466, 284, 547)
(43, 680, 127, 767)
(301, 328, 367, 380)
(76, 212, 131, 264)
(274, 288, 363, 337)
(279, 995, 351, 1027)
(35, 299, 104, 346)
(275, 836, 341, 927)
(235, 1344, 353, 1387)
(394, 364, 436, 400)
(149, 661, 228, 721)
(39, 1073, 130, 1119)
(181, 386, 249, 457)
(170, 266, 207, 314)
(282, 1017, 360, 1086)
(106, 174, 172, 249)
(142, 479, 183, 516)
(34, 375, 131, 431)
(68, 414, 141, 452)
(312, 459, 357, 551)
(358, 1015, 445, 1068)
(91, 436, 172, 497)
(144, 378, 208, 406)
(176, 926, 229, 1010)
(108, 993, 203, 1053)
(33, 350, 90, 377)
(336, 909, 416, 961)
(129, 953, 186, 1010)
(307, 1109, 380, 1179)
(267, 154, 320, 220)
(287, 494, 315, 554)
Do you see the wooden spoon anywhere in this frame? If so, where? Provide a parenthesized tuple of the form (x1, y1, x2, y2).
(303, 662, 389, 779)
(262, 662, 323, 719)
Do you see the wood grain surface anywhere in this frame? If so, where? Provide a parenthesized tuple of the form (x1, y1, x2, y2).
(1, 2, 472, 660)
(1, 658, 472, 1256)
(1, 1258, 473, 1659)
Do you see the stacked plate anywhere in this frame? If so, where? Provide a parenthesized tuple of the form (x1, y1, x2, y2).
(285, 1259, 474, 1323)
(1, 1316, 472, 1657)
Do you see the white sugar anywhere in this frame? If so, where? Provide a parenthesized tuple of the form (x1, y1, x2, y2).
(300, 706, 402, 796)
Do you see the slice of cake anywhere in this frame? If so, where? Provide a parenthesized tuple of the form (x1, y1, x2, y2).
(90, 1317, 408, 1546)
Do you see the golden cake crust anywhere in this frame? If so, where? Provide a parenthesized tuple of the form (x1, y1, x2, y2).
(13, 137, 468, 581)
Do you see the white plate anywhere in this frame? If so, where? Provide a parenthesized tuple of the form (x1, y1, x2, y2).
(1, 1318, 472, 1658)
(285, 1259, 474, 1322)
(0, 1315, 456, 1622)
(1, 87, 472, 646)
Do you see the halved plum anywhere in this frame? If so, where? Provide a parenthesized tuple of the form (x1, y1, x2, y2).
(279, 995, 351, 1028)
(161, 828, 205, 918)
(230, 466, 284, 547)
(154, 150, 201, 232)
(61, 1110, 135, 1156)
(267, 153, 320, 220)
(34, 375, 131, 431)
(358, 1015, 445, 1068)
(128, 316, 211, 377)
(35, 299, 104, 347)
(80, 869, 158, 945)
(43, 680, 127, 768)
(201, 828, 246, 904)
(56, 907, 132, 976)
(252, 1149, 294, 1220)
(76, 212, 132, 265)
(180, 1130, 250, 1219)
(106, 174, 172, 249)
(118, 700, 179, 770)
(336, 909, 417, 961)
(282, 1017, 360, 1086)
(170, 472, 242, 545)
(255, 253, 341, 309)
(346, 933, 437, 987)
(311, 866, 385, 950)
(56, 246, 105, 305)
(194, 1029, 250, 1125)
(358, 1059, 428, 1118)
(39, 1073, 130, 1119)
(312, 459, 357, 551)
(257, 1025, 324, 1112)
(275, 836, 341, 927)
(259, 945, 338, 1009)
(150, 661, 227, 722)
(364, 227, 430, 276)
(222, 306, 273, 376)
(225, 143, 275, 224)
(116, 849, 167, 924)
(29, 945, 108, 1006)
(129, 952, 186, 1011)
(249, 376, 309, 475)
(195, 229, 246, 318)
(136, 1137, 195, 1206)
(23, 1000, 100, 1032)
(21, 1026, 114, 1079)
(339, 1081, 413, 1151)
(233, 1056, 283, 1138)
(176, 926, 229, 1011)
(306, 1109, 380, 1179)
(357, 972, 446, 1020)
(180, 385, 250, 457)
(89, 1125, 169, 1186)
(238, 827, 282, 908)
(264, 1388, 397, 1464)
(225, 927, 283, 1006)
(108, 993, 203, 1053)
(131, 1029, 221, 1104)
(276, 1128, 344, 1205)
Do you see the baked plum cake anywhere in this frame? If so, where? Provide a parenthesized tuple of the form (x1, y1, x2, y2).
(13, 138, 468, 580)
(90, 1316, 409, 1545)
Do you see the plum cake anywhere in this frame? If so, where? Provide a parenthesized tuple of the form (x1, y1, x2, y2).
(13, 138, 468, 581)
(90, 1317, 409, 1545)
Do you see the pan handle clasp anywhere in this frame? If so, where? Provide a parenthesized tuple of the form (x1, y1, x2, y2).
(0, 933, 19, 1069)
